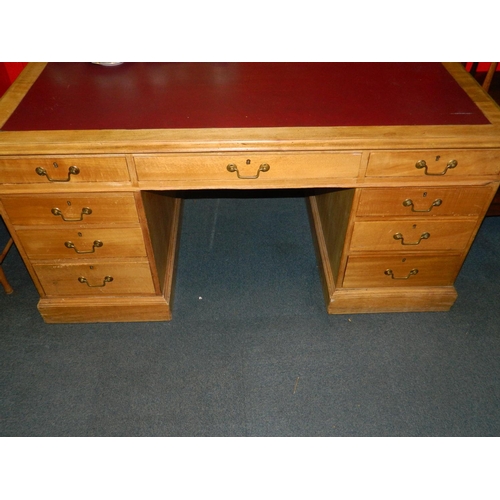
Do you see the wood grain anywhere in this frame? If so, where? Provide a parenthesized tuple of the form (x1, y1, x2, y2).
(1, 62, 499, 322)
(2, 193, 139, 226)
(0, 156, 130, 184)
(16, 227, 147, 259)
(33, 260, 156, 296)
(350, 219, 478, 252)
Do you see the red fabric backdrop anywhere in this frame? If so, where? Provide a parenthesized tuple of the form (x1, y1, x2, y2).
(0, 63, 28, 97)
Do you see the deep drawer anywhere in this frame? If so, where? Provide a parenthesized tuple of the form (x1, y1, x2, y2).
(33, 261, 156, 296)
(342, 254, 463, 288)
(356, 186, 494, 217)
(16, 227, 147, 259)
(2, 193, 140, 226)
(350, 219, 477, 252)
(0, 156, 130, 184)
(366, 150, 500, 177)
(134, 152, 361, 182)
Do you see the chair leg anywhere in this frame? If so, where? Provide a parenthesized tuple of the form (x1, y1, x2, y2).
(0, 237, 14, 294)
(483, 62, 498, 92)
(0, 264, 13, 294)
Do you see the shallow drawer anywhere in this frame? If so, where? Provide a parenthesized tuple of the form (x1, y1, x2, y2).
(16, 227, 147, 259)
(343, 254, 462, 288)
(2, 193, 139, 226)
(366, 150, 500, 177)
(134, 152, 361, 182)
(350, 219, 477, 252)
(33, 261, 156, 296)
(356, 186, 494, 217)
(0, 156, 130, 184)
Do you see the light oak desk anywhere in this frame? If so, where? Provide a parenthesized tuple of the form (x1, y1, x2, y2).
(0, 63, 499, 323)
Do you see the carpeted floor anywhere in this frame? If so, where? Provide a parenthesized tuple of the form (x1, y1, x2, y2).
(1, 192, 499, 436)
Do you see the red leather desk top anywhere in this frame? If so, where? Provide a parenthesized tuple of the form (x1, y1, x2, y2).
(1, 62, 490, 131)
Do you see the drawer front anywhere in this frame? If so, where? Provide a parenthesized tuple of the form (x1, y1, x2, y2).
(16, 227, 147, 259)
(2, 193, 139, 226)
(0, 156, 130, 184)
(343, 254, 462, 288)
(33, 261, 156, 296)
(356, 186, 493, 217)
(350, 219, 477, 252)
(134, 153, 361, 182)
(366, 150, 500, 177)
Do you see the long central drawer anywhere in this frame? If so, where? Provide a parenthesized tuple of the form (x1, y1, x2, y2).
(134, 152, 361, 182)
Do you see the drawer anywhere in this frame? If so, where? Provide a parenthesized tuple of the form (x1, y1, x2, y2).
(356, 186, 493, 217)
(350, 219, 477, 252)
(343, 254, 462, 288)
(0, 156, 130, 184)
(134, 152, 361, 182)
(33, 261, 156, 296)
(2, 193, 140, 226)
(16, 227, 147, 259)
(366, 150, 500, 177)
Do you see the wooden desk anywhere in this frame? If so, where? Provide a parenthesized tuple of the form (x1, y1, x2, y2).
(0, 63, 499, 323)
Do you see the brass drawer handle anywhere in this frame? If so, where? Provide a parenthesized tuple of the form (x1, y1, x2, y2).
(78, 275, 113, 287)
(227, 163, 270, 179)
(384, 268, 419, 280)
(36, 165, 80, 182)
(415, 159, 457, 176)
(51, 207, 92, 222)
(393, 232, 430, 245)
(65, 240, 103, 254)
(402, 198, 442, 212)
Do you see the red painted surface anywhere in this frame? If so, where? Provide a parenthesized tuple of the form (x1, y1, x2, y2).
(464, 62, 499, 72)
(0, 62, 27, 97)
(2, 62, 490, 131)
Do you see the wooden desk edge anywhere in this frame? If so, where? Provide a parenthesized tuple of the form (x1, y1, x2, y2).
(1, 63, 500, 155)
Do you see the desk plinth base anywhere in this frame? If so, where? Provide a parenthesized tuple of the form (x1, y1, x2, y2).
(37, 296, 173, 323)
(324, 287, 458, 314)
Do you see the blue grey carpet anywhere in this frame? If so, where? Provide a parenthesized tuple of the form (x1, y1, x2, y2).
(1, 192, 499, 436)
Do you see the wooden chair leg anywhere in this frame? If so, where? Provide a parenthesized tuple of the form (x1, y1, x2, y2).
(0, 237, 14, 294)
(0, 265, 13, 294)
(482, 62, 498, 92)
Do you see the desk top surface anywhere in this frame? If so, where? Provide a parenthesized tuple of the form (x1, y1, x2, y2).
(1, 62, 490, 131)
